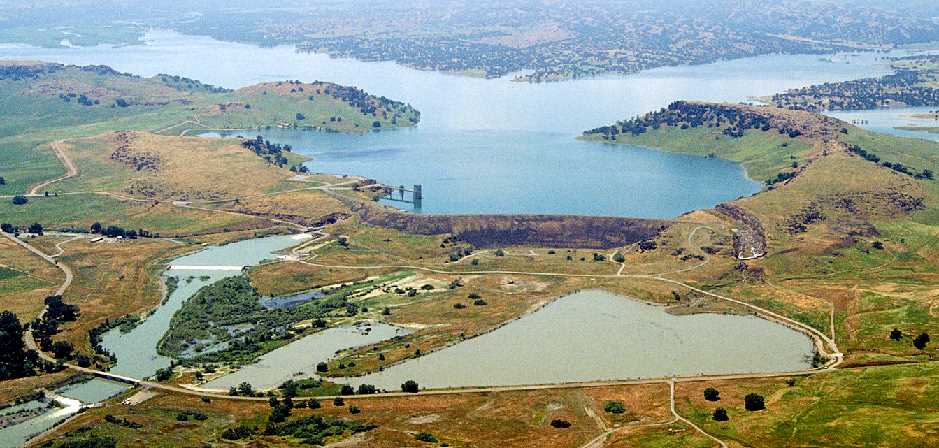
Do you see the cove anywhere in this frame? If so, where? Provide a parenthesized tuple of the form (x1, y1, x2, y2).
(345, 290, 815, 390)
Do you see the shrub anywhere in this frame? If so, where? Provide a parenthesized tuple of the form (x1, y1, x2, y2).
(401, 380, 419, 393)
(357, 384, 377, 395)
(340, 384, 355, 396)
(221, 425, 253, 440)
(712, 408, 729, 421)
(473, 299, 487, 306)
(612, 252, 625, 263)
(744, 393, 765, 411)
(549, 419, 571, 428)
(603, 401, 626, 414)
(349, 405, 361, 414)
(703, 387, 720, 401)
(11, 195, 28, 205)
(914, 332, 930, 350)
(415, 432, 437, 443)
(333, 397, 345, 406)
(316, 361, 328, 372)
(890, 328, 903, 341)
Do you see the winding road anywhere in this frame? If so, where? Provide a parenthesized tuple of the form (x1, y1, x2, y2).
(27, 141, 76, 196)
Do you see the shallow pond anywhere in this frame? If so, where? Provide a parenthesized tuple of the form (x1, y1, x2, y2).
(203, 322, 409, 391)
(347, 290, 814, 390)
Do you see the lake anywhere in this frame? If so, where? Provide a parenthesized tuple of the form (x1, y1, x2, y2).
(0, 30, 903, 217)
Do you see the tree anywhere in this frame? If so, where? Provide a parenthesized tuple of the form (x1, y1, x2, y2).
(28, 223, 43, 235)
(613, 252, 625, 263)
(280, 380, 299, 398)
(703, 387, 720, 401)
(0, 176, 4, 185)
(0, 311, 29, 380)
(744, 393, 765, 411)
(603, 401, 626, 414)
(712, 408, 729, 421)
(401, 380, 419, 393)
(238, 382, 254, 396)
(90, 222, 102, 233)
(357, 383, 377, 394)
(228, 386, 238, 396)
(52, 340, 74, 359)
(333, 397, 344, 406)
(340, 384, 355, 396)
(316, 361, 328, 372)
(11, 195, 27, 205)
(890, 328, 903, 341)
(550, 419, 571, 428)
(0, 223, 13, 233)
(914, 332, 930, 350)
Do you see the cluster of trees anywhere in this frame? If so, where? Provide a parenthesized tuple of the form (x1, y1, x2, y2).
(90, 222, 155, 239)
(0, 311, 44, 380)
(584, 102, 792, 140)
(701, 387, 765, 421)
(772, 65, 939, 111)
(890, 328, 930, 350)
(241, 135, 291, 167)
(846, 145, 934, 180)
(31, 296, 83, 364)
(1, 223, 44, 235)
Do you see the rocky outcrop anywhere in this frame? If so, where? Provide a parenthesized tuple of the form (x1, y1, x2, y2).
(716, 203, 767, 260)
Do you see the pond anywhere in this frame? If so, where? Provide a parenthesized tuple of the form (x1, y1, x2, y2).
(202, 322, 409, 391)
(346, 290, 814, 390)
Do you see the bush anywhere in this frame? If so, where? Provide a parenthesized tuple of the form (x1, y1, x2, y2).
(744, 393, 765, 411)
(549, 419, 571, 428)
(612, 252, 625, 263)
(401, 380, 419, 393)
(712, 408, 729, 421)
(914, 332, 930, 350)
(221, 425, 253, 440)
(603, 401, 626, 414)
(349, 405, 361, 414)
(890, 328, 903, 341)
(11, 195, 28, 205)
(333, 397, 345, 406)
(473, 299, 487, 306)
(703, 387, 720, 401)
(340, 384, 355, 396)
(357, 384, 377, 395)
(316, 361, 328, 372)
(415, 432, 438, 443)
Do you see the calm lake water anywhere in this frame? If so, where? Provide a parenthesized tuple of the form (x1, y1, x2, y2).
(828, 107, 939, 142)
(0, 30, 903, 216)
(348, 290, 814, 390)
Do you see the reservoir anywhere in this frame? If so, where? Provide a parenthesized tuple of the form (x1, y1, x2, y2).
(0, 30, 902, 217)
